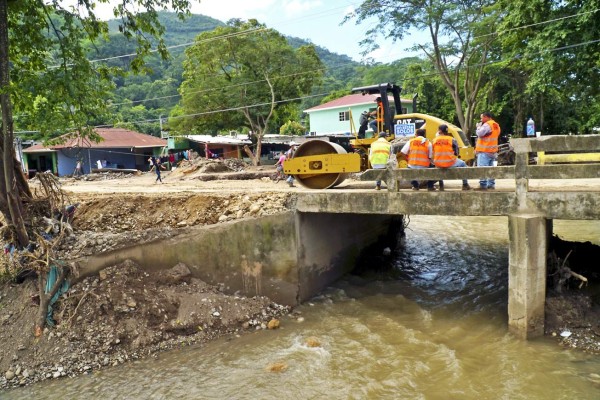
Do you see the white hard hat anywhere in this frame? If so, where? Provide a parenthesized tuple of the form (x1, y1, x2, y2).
(289, 141, 297, 146)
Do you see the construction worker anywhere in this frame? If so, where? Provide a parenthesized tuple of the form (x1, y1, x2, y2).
(369, 132, 391, 190)
(432, 124, 471, 191)
(475, 112, 501, 190)
(399, 128, 434, 191)
(368, 97, 383, 134)
(358, 111, 369, 138)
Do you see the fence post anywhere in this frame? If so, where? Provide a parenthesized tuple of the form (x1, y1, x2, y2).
(514, 152, 529, 211)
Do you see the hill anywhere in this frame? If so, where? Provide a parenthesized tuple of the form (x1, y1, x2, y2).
(94, 12, 362, 135)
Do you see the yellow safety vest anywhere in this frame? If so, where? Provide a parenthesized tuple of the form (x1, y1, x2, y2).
(369, 138, 391, 165)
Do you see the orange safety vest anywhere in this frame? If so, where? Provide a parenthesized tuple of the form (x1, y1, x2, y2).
(369, 138, 391, 165)
(432, 135, 456, 168)
(475, 119, 501, 153)
(407, 137, 430, 167)
(375, 102, 383, 122)
(374, 101, 383, 132)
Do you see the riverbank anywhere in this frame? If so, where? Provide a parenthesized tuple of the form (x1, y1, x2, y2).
(0, 261, 293, 388)
(1, 162, 599, 390)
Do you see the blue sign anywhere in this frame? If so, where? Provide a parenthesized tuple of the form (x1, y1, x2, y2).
(394, 123, 416, 137)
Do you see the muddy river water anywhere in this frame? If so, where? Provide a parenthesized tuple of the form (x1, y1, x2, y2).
(5, 216, 600, 399)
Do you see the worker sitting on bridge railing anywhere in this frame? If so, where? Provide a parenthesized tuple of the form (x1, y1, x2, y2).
(399, 128, 435, 191)
(432, 124, 471, 191)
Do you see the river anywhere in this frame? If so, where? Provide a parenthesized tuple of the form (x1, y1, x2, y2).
(4, 216, 600, 399)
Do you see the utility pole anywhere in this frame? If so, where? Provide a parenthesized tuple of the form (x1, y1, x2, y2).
(159, 115, 167, 139)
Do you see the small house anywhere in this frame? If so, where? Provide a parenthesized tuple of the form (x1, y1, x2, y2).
(23, 128, 167, 176)
(304, 93, 413, 137)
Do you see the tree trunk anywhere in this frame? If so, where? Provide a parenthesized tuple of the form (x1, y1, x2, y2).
(35, 265, 68, 336)
(254, 135, 262, 166)
(243, 145, 258, 165)
(0, 0, 29, 246)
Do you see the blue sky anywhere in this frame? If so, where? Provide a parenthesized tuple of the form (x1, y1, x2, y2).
(89, 0, 427, 63)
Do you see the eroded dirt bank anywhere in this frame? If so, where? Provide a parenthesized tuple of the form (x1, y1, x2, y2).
(1, 163, 301, 390)
(0, 261, 292, 388)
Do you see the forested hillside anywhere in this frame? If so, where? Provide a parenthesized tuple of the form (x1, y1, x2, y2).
(92, 12, 375, 136)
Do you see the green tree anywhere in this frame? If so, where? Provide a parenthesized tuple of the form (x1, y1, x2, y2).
(1, 0, 191, 248)
(495, 0, 600, 134)
(280, 120, 306, 136)
(403, 62, 456, 123)
(348, 0, 500, 134)
(173, 19, 323, 165)
(0, 0, 192, 336)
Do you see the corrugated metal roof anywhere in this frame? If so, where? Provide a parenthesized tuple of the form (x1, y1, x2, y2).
(185, 135, 251, 145)
(24, 128, 167, 153)
(304, 93, 411, 113)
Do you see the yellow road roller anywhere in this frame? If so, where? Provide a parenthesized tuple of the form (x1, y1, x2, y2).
(284, 83, 474, 189)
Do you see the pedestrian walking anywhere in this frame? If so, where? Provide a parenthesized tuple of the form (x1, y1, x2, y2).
(149, 156, 163, 183)
(274, 152, 287, 183)
(73, 160, 83, 177)
(285, 142, 298, 187)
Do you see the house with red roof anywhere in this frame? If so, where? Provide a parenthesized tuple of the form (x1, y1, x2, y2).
(23, 128, 167, 176)
(304, 93, 413, 137)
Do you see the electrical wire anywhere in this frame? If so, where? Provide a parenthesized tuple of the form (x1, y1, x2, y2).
(15, 34, 597, 136)
(474, 8, 599, 39)
(53, 4, 595, 68)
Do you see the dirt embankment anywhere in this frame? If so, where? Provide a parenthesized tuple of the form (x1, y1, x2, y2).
(55, 192, 293, 260)
(1, 160, 300, 390)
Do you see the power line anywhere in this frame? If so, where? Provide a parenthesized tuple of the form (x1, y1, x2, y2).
(109, 67, 332, 107)
(99, 92, 329, 127)
(113, 37, 600, 127)
(21, 35, 598, 135)
(78, 4, 594, 69)
(475, 8, 600, 39)
(57, 1, 364, 66)
(87, 27, 266, 64)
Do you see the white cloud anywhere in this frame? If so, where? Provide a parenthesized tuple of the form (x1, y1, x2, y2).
(282, 0, 323, 17)
(190, 0, 276, 22)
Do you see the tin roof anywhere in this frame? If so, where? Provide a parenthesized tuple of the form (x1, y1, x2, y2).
(185, 135, 251, 145)
(304, 93, 411, 113)
(24, 128, 167, 153)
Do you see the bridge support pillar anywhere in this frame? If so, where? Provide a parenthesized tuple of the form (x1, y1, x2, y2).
(508, 214, 548, 339)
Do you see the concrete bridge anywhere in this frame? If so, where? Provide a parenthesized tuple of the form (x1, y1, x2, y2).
(298, 135, 600, 339)
(74, 135, 600, 341)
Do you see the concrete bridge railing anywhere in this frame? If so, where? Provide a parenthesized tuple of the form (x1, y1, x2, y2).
(361, 134, 600, 195)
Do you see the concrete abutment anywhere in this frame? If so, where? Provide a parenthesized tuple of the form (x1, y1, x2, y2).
(75, 212, 401, 306)
(75, 208, 553, 340)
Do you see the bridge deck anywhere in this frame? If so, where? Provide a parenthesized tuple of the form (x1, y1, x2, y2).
(296, 135, 600, 220)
